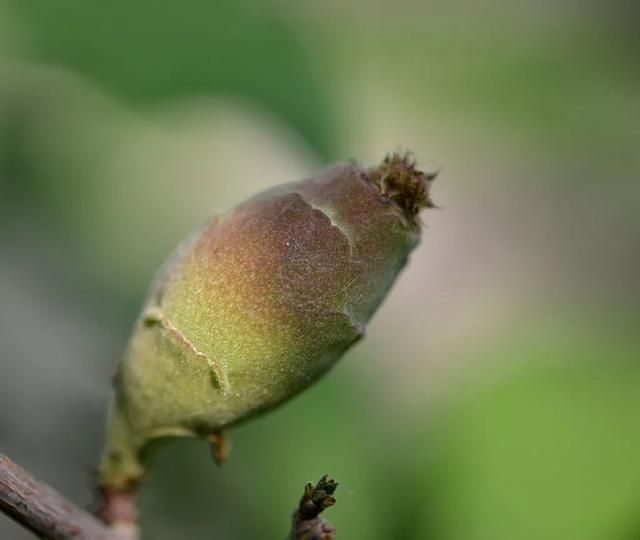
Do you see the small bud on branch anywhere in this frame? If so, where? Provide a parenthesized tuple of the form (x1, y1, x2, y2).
(288, 475, 339, 540)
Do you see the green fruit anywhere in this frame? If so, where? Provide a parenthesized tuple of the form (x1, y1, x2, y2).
(99, 153, 437, 489)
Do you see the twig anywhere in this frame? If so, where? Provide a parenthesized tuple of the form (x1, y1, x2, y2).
(0, 453, 135, 540)
(288, 475, 339, 540)
(1, 451, 339, 540)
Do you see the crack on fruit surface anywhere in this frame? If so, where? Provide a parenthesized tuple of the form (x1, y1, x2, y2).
(295, 193, 357, 260)
(143, 307, 230, 393)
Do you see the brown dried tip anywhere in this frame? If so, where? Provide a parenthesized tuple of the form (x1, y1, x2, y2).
(367, 151, 438, 220)
(288, 476, 339, 540)
(298, 475, 338, 520)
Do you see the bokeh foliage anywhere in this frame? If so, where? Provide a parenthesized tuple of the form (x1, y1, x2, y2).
(6, 0, 335, 157)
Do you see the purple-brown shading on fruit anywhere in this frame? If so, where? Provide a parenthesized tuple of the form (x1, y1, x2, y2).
(99, 152, 437, 490)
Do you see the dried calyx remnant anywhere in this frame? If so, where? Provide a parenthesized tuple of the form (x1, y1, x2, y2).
(369, 152, 437, 219)
(98, 152, 437, 497)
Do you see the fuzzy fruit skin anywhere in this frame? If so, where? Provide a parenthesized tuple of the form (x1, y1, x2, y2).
(100, 158, 431, 489)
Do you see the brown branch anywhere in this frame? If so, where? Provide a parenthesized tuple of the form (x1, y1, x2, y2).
(287, 475, 338, 540)
(1, 451, 338, 540)
(0, 453, 136, 540)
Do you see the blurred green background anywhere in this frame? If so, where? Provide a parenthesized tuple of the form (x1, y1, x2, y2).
(1, 1, 639, 539)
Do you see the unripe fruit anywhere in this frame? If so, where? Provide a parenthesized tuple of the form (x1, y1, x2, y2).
(99, 153, 437, 489)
